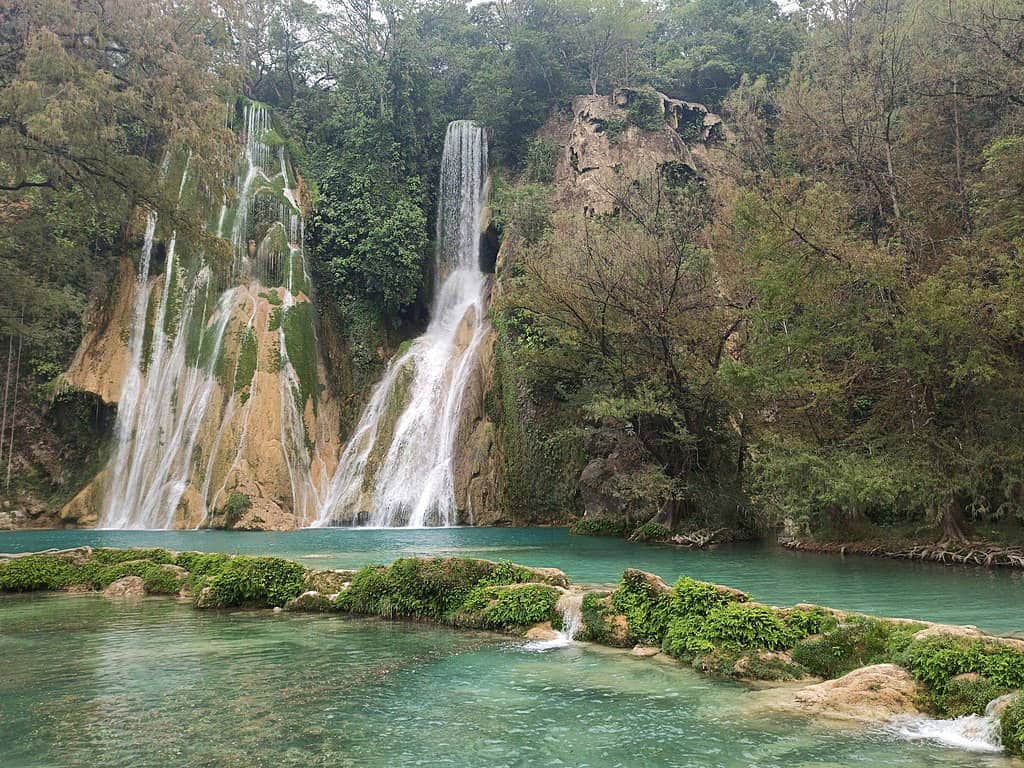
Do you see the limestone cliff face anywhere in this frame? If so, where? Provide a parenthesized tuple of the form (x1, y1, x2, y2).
(475, 88, 725, 525)
(60, 272, 343, 530)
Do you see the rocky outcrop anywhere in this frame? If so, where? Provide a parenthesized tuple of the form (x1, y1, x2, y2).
(61, 255, 138, 405)
(788, 664, 923, 721)
(102, 575, 146, 598)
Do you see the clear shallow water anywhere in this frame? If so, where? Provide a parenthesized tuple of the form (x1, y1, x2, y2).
(0, 593, 1016, 768)
(2, 527, 1022, 633)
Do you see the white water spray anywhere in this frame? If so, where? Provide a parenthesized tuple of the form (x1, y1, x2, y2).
(314, 120, 489, 528)
(891, 694, 1015, 753)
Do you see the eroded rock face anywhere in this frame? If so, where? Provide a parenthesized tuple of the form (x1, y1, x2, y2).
(789, 664, 923, 722)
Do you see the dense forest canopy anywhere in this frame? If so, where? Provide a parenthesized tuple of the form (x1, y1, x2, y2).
(1, 0, 1022, 543)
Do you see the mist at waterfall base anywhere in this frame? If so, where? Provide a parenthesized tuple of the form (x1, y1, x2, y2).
(2, 593, 1016, 768)
(314, 121, 489, 528)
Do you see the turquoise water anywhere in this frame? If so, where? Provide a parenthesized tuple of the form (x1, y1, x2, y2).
(2, 528, 1022, 633)
(0, 593, 1015, 768)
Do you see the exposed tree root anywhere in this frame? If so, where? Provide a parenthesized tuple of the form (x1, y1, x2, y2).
(780, 537, 1024, 568)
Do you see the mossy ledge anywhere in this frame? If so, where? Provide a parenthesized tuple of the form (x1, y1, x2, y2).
(3, 550, 1024, 754)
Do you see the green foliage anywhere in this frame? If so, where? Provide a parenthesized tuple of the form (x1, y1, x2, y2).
(626, 88, 667, 131)
(1001, 695, 1024, 757)
(202, 556, 307, 609)
(612, 570, 672, 644)
(579, 591, 633, 647)
(595, 117, 627, 144)
(0, 555, 74, 591)
(492, 179, 553, 244)
(569, 518, 631, 537)
(784, 606, 838, 638)
(690, 602, 793, 653)
(790, 618, 918, 679)
(940, 676, 1010, 718)
(901, 638, 1024, 696)
(469, 584, 560, 628)
(218, 492, 251, 529)
(524, 138, 559, 183)
(670, 577, 748, 617)
(630, 522, 671, 542)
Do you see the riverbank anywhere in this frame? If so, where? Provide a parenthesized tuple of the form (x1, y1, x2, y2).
(781, 536, 1024, 568)
(3, 546, 1023, 757)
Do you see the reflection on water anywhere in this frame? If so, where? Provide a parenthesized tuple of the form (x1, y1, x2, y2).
(0, 594, 1016, 768)
(2, 528, 1022, 633)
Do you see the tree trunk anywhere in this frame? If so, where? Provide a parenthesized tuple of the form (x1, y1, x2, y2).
(940, 505, 968, 544)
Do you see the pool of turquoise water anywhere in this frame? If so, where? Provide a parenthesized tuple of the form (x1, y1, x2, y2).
(0, 593, 1015, 768)
(2, 527, 1021, 633)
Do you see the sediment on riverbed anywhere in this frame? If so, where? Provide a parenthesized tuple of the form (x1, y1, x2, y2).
(3, 546, 1024, 756)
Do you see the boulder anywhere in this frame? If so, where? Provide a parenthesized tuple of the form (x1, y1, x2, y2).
(102, 576, 146, 598)
(789, 664, 922, 722)
(285, 591, 334, 612)
(631, 645, 661, 658)
(525, 622, 560, 641)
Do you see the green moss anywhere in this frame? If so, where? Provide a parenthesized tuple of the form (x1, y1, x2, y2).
(91, 548, 175, 565)
(1001, 695, 1024, 757)
(233, 326, 258, 401)
(259, 290, 283, 306)
(281, 301, 319, 409)
(201, 556, 306, 608)
(0, 555, 75, 591)
(268, 306, 283, 331)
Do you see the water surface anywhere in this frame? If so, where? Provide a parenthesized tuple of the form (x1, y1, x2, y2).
(2, 528, 1021, 633)
(0, 593, 1015, 768)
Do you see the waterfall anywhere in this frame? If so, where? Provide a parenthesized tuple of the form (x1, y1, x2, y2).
(524, 592, 583, 651)
(891, 694, 1015, 753)
(314, 120, 489, 528)
(99, 101, 316, 529)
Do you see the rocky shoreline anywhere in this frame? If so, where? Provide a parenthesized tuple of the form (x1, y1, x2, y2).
(2, 546, 1023, 757)
(781, 536, 1024, 568)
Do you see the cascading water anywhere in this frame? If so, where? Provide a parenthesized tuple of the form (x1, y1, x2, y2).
(890, 694, 1016, 753)
(314, 121, 489, 528)
(98, 102, 318, 529)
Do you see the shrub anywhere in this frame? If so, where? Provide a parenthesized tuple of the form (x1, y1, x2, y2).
(175, 552, 232, 578)
(477, 584, 559, 627)
(612, 570, 672, 644)
(698, 603, 794, 652)
(580, 591, 633, 647)
(1001, 695, 1024, 757)
(202, 556, 307, 608)
(219, 492, 251, 528)
(626, 88, 666, 131)
(91, 548, 175, 565)
(569, 518, 631, 537)
(791, 618, 918, 679)
(525, 138, 559, 183)
(939, 676, 1009, 718)
(901, 638, 1024, 696)
(670, 577, 748, 617)
(785, 606, 838, 638)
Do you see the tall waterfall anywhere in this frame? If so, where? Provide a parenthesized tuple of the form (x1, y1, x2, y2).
(98, 102, 314, 529)
(314, 121, 489, 528)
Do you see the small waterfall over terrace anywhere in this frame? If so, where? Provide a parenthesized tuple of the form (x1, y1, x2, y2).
(98, 102, 317, 529)
(314, 121, 489, 528)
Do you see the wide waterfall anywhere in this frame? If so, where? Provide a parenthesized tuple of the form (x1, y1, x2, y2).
(314, 121, 489, 528)
(97, 102, 317, 529)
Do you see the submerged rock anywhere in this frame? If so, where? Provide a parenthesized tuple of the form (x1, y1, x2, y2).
(102, 576, 146, 598)
(631, 645, 661, 658)
(525, 622, 559, 641)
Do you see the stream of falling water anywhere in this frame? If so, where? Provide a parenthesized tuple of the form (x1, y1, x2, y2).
(314, 121, 489, 528)
(99, 102, 314, 529)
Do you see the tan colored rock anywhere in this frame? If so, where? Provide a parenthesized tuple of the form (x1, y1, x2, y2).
(631, 645, 661, 658)
(912, 625, 984, 642)
(61, 255, 136, 405)
(789, 664, 923, 722)
(525, 622, 560, 641)
(103, 576, 146, 598)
